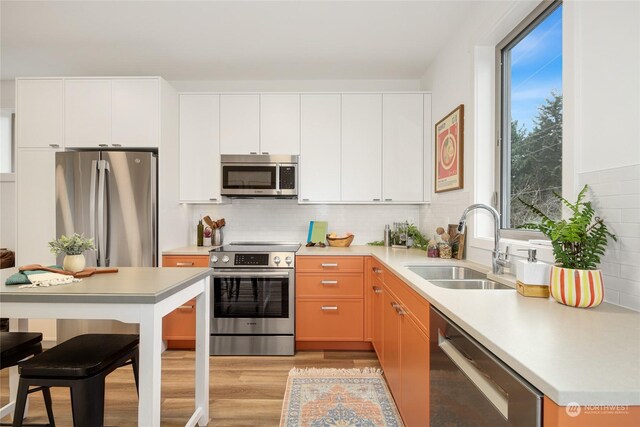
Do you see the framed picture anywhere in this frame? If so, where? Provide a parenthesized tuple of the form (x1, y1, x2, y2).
(435, 104, 464, 193)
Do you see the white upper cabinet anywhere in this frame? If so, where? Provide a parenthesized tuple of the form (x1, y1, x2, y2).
(300, 94, 341, 202)
(220, 94, 260, 154)
(179, 94, 221, 202)
(65, 79, 111, 148)
(260, 94, 300, 155)
(17, 79, 64, 148)
(341, 94, 383, 202)
(383, 94, 424, 202)
(112, 79, 160, 147)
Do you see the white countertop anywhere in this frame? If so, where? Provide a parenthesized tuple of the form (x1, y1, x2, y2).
(297, 245, 640, 406)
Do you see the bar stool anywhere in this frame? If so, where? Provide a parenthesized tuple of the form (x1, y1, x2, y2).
(0, 332, 55, 427)
(12, 334, 139, 427)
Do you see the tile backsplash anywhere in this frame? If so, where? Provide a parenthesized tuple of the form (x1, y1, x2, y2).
(579, 164, 640, 311)
(189, 199, 420, 246)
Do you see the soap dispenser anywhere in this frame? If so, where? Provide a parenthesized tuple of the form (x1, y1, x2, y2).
(515, 248, 551, 297)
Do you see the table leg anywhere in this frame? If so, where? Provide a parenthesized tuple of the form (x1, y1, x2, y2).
(195, 277, 211, 426)
(138, 306, 162, 426)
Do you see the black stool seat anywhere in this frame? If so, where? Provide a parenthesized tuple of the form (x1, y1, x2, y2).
(19, 334, 139, 378)
(0, 332, 43, 370)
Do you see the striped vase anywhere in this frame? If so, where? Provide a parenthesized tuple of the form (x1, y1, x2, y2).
(549, 266, 604, 308)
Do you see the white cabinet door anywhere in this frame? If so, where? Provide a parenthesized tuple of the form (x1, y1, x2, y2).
(423, 94, 433, 202)
(220, 94, 260, 154)
(16, 149, 57, 265)
(341, 94, 382, 202)
(300, 95, 341, 202)
(112, 79, 159, 148)
(16, 79, 64, 148)
(383, 94, 424, 202)
(179, 94, 221, 202)
(260, 94, 300, 155)
(65, 79, 111, 148)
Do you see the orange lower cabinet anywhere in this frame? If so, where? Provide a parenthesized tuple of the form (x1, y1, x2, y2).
(383, 289, 402, 400)
(161, 254, 208, 349)
(400, 315, 429, 426)
(371, 281, 384, 363)
(296, 300, 364, 341)
(543, 396, 640, 427)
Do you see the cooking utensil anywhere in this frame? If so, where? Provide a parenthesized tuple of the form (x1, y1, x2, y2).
(19, 264, 73, 276)
(203, 216, 216, 229)
(74, 268, 119, 278)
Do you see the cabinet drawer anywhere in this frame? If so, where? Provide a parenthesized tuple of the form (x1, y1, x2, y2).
(297, 273, 363, 298)
(385, 270, 429, 334)
(296, 256, 364, 273)
(162, 255, 209, 268)
(162, 298, 196, 340)
(296, 300, 363, 341)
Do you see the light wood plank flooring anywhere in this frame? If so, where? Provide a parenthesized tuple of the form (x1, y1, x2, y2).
(1, 350, 380, 426)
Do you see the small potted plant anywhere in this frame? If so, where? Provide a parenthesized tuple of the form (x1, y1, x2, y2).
(519, 185, 616, 308)
(48, 233, 95, 273)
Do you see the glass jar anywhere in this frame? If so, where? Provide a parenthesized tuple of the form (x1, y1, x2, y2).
(427, 243, 439, 258)
(438, 242, 452, 259)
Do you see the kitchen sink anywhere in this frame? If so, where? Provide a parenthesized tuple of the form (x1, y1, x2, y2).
(428, 279, 512, 290)
(406, 266, 487, 280)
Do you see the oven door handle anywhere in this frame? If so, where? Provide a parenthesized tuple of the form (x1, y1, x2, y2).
(211, 271, 291, 279)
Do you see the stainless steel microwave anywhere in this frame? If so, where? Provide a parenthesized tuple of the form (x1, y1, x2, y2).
(220, 154, 298, 197)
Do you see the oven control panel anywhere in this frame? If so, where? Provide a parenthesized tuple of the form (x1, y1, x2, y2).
(210, 251, 295, 269)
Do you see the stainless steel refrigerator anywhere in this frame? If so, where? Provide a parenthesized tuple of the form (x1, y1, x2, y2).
(55, 150, 157, 342)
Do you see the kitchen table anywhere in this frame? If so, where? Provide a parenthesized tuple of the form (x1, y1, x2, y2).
(0, 267, 212, 427)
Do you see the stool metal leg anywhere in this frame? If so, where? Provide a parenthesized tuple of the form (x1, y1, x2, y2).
(70, 375, 106, 427)
(40, 388, 55, 427)
(11, 380, 29, 427)
(131, 351, 139, 396)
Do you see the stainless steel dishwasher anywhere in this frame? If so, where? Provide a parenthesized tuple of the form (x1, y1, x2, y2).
(430, 307, 542, 426)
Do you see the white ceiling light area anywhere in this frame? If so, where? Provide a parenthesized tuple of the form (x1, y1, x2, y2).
(1, 1, 481, 81)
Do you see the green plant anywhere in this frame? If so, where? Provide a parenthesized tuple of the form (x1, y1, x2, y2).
(367, 241, 385, 246)
(48, 233, 95, 256)
(407, 223, 429, 250)
(518, 185, 616, 270)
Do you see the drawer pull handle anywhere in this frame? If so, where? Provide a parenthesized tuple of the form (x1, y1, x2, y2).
(321, 263, 338, 267)
(49, 144, 60, 148)
(179, 305, 194, 310)
(373, 268, 382, 274)
(98, 144, 109, 147)
(372, 286, 382, 294)
(321, 306, 338, 311)
(321, 280, 338, 285)
(176, 262, 194, 266)
(390, 302, 406, 316)
(112, 143, 122, 147)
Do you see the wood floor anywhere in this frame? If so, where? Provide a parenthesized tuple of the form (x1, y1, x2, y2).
(0, 350, 381, 426)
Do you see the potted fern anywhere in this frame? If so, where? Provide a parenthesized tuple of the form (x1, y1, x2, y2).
(519, 185, 616, 308)
(49, 233, 95, 273)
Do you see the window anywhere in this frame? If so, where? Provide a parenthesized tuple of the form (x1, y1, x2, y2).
(0, 109, 15, 173)
(497, 1, 562, 232)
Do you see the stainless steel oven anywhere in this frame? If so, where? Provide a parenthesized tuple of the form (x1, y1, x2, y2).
(209, 243, 299, 355)
(220, 154, 298, 198)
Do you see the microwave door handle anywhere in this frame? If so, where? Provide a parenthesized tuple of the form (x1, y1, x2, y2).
(275, 163, 281, 194)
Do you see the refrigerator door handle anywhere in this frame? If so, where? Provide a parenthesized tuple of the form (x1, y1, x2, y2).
(151, 155, 158, 266)
(97, 160, 108, 267)
(89, 160, 99, 264)
(104, 161, 112, 267)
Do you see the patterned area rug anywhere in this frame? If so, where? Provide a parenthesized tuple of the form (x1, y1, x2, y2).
(279, 367, 404, 427)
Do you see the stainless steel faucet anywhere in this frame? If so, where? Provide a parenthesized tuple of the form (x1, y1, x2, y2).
(457, 204, 510, 274)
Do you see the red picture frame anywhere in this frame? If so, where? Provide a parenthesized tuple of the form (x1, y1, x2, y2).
(434, 104, 464, 193)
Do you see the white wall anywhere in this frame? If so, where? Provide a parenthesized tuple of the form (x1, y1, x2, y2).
(419, 0, 640, 310)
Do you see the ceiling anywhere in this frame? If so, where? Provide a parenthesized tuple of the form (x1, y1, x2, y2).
(1, 1, 484, 81)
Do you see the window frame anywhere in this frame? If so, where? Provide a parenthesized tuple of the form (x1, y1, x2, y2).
(0, 108, 16, 175)
(495, 0, 562, 240)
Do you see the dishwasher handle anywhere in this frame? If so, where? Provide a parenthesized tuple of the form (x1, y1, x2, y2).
(438, 329, 509, 419)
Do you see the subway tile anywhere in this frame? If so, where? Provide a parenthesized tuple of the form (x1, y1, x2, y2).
(603, 289, 620, 305)
(601, 276, 640, 296)
(621, 209, 640, 223)
(619, 237, 640, 252)
(620, 264, 640, 282)
(607, 222, 640, 238)
(617, 293, 640, 312)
